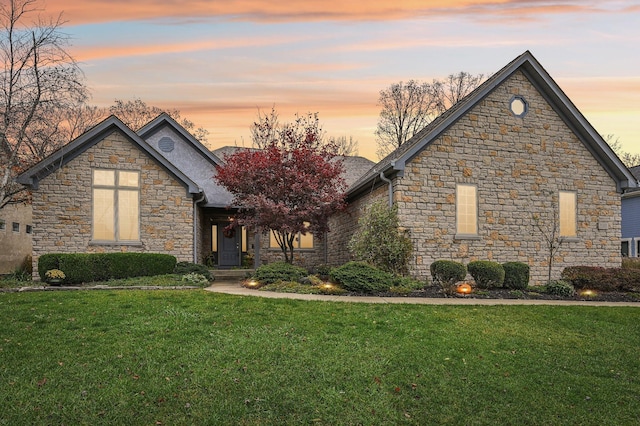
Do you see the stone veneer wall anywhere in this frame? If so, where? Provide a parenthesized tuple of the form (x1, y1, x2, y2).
(257, 231, 327, 270)
(31, 130, 194, 279)
(326, 184, 388, 267)
(393, 70, 621, 285)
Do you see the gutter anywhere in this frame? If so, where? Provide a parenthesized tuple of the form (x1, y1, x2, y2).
(379, 172, 393, 207)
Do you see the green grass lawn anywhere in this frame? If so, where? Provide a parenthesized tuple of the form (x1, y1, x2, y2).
(1, 290, 639, 425)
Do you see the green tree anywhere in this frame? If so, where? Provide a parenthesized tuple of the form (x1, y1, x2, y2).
(348, 201, 413, 275)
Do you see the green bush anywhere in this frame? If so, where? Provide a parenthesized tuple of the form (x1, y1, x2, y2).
(468, 260, 505, 289)
(181, 273, 210, 287)
(348, 201, 413, 275)
(502, 262, 530, 289)
(430, 260, 466, 287)
(330, 262, 392, 294)
(561, 266, 640, 292)
(38, 253, 176, 284)
(175, 262, 213, 281)
(254, 262, 308, 285)
(622, 258, 640, 270)
(545, 280, 575, 297)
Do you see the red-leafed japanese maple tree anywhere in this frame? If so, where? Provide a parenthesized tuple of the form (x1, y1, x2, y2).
(215, 112, 347, 263)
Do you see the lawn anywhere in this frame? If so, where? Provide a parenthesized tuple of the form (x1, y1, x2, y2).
(1, 290, 639, 425)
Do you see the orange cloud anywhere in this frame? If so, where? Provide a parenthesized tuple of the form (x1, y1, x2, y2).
(46, 0, 621, 25)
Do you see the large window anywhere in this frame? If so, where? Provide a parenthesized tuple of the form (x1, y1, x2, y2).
(456, 184, 477, 236)
(559, 191, 577, 238)
(92, 169, 140, 242)
(270, 224, 314, 249)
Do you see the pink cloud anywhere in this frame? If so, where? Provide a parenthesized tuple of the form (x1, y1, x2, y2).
(46, 0, 625, 25)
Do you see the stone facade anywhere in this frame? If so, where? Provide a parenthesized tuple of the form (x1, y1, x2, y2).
(31, 129, 194, 279)
(388, 71, 620, 284)
(0, 203, 32, 274)
(327, 184, 388, 267)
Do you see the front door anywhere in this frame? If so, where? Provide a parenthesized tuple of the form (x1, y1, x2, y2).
(219, 224, 240, 268)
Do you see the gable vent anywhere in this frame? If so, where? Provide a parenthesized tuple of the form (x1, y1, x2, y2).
(158, 136, 175, 152)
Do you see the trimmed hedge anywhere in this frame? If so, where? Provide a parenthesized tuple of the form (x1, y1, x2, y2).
(254, 262, 308, 285)
(502, 262, 530, 289)
(430, 260, 466, 287)
(561, 266, 640, 292)
(38, 253, 176, 284)
(468, 260, 505, 289)
(330, 262, 392, 294)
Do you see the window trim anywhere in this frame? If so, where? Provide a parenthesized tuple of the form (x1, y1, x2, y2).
(455, 183, 478, 238)
(622, 238, 632, 257)
(91, 169, 141, 243)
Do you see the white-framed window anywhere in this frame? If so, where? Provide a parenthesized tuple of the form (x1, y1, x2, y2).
(92, 169, 140, 242)
(456, 184, 478, 236)
(0, 219, 5, 231)
(269, 224, 314, 249)
(559, 191, 577, 238)
(12, 222, 19, 233)
(621, 238, 632, 257)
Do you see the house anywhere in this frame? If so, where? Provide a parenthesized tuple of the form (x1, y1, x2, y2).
(327, 51, 637, 284)
(621, 165, 640, 257)
(16, 50, 637, 284)
(16, 113, 374, 278)
(0, 203, 32, 274)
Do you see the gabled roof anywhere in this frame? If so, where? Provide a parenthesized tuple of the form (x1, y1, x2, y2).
(138, 113, 223, 167)
(349, 50, 637, 196)
(213, 146, 375, 189)
(16, 115, 203, 197)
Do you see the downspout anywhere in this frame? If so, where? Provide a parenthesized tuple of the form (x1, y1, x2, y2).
(193, 191, 206, 264)
(379, 172, 393, 207)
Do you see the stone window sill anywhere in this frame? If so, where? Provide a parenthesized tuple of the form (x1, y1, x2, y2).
(89, 240, 143, 247)
(454, 234, 481, 241)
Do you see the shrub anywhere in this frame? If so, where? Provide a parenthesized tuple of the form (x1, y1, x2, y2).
(502, 262, 530, 289)
(430, 260, 466, 287)
(545, 280, 575, 297)
(254, 262, 308, 285)
(181, 273, 210, 287)
(348, 201, 413, 275)
(175, 262, 213, 281)
(310, 264, 333, 280)
(37, 253, 176, 284)
(622, 258, 640, 270)
(468, 261, 505, 289)
(390, 276, 423, 295)
(561, 266, 640, 292)
(330, 262, 392, 294)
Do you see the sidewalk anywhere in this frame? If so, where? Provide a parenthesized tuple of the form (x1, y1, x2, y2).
(205, 281, 640, 307)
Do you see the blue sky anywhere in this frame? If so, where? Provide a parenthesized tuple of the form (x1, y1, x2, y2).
(47, 0, 640, 160)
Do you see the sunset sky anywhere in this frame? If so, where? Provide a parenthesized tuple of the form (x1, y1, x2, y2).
(45, 0, 640, 160)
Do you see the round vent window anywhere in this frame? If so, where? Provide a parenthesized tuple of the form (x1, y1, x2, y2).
(158, 136, 175, 152)
(509, 96, 528, 118)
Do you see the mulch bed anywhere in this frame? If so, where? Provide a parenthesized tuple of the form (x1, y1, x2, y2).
(372, 286, 640, 303)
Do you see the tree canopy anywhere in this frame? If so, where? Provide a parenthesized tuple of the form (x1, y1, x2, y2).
(375, 72, 484, 159)
(216, 111, 347, 263)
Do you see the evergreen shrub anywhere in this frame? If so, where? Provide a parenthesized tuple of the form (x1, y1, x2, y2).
(37, 253, 176, 284)
(468, 260, 505, 289)
(330, 262, 392, 294)
(502, 262, 530, 289)
(254, 262, 308, 285)
(430, 260, 466, 287)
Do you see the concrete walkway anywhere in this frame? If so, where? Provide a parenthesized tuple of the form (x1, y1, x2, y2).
(205, 281, 640, 307)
